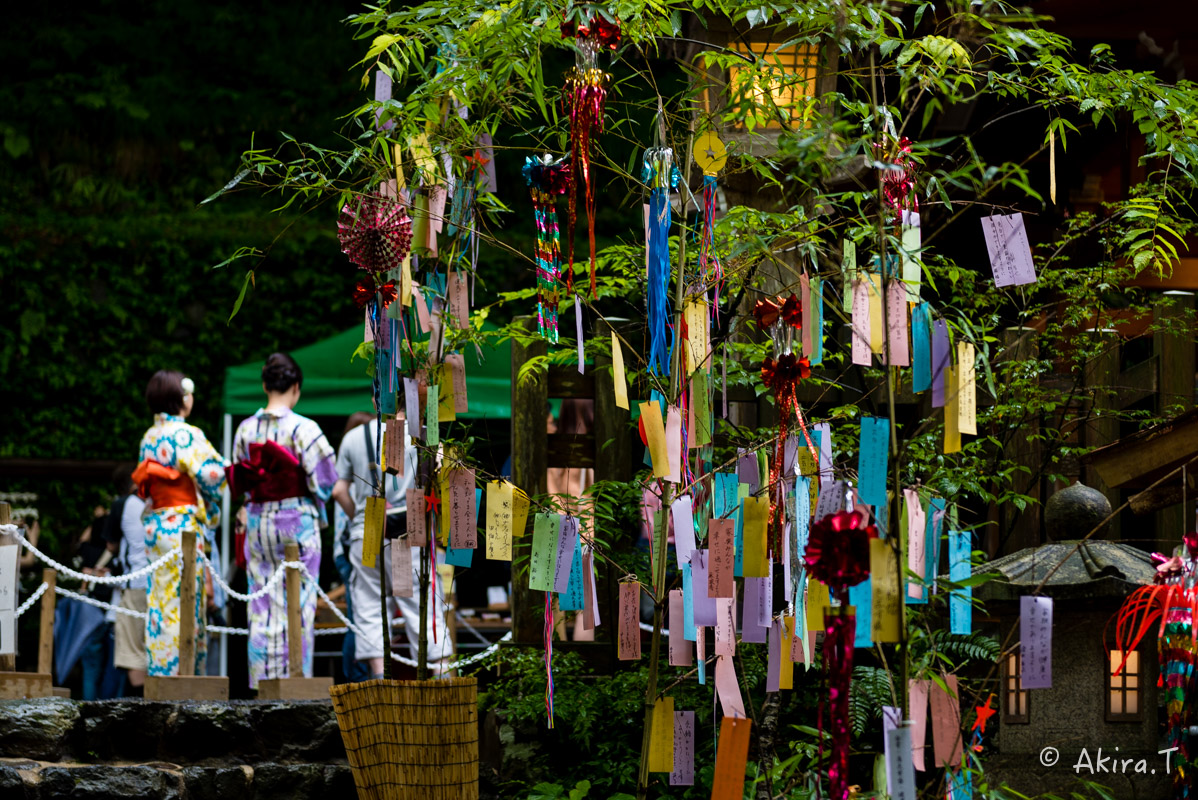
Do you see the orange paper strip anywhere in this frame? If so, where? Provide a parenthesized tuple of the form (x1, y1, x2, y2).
(710, 717, 753, 800)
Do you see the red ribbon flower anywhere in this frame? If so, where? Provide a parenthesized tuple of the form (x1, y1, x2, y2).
(753, 298, 781, 329)
(781, 293, 803, 328)
(761, 353, 811, 393)
(804, 509, 877, 592)
(353, 277, 398, 309)
(561, 15, 621, 49)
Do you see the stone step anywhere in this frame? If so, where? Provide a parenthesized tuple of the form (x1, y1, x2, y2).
(0, 759, 355, 799)
(0, 699, 345, 766)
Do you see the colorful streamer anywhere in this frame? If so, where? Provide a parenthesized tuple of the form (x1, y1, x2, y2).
(523, 155, 569, 342)
(643, 146, 680, 376)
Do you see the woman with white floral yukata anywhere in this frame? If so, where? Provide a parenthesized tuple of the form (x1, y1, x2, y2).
(134, 370, 227, 677)
(229, 353, 337, 689)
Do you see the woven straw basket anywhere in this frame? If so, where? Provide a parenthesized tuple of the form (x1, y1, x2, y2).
(329, 677, 479, 800)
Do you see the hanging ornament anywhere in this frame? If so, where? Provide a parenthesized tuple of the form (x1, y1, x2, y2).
(523, 155, 570, 343)
(643, 146, 680, 376)
(693, 130, 727, 313)
(1111, 533, 1198, 800)
(561, 13, 619, 299)
(804, 509, 876, 800)
(338, 193, 414, 273)
(352, 276, 398, 309)
(874, 136, 918, 213)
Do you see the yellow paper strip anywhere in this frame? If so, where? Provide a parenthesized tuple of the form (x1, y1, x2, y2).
(944, 365, 961, 454)
(639, 401, 670, 479)
(612, 332, 629, 410)
(486, 480, 514, 561)
(806, 579, 829, 632)
(363, 496, 386, 569)
(648, 696, 675, 773)
(438, 364, 457, 421)
(779, 617, 794, 690)
(957, 342, 976, 435)
(394, 143, 406, 192)
(438, 468, 450, 545)
(683, 297, 709, 375)
(870, 538, 902, 643)
(400, 254, 413, 307)
(741, 496, 770, 578)
(868, 272, 885, 354)
(512, 486, 531, 538)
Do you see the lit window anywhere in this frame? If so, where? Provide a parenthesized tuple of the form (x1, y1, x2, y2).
(725, 41, 819, 130)
(1003, 650, 1029, 724)
(1108, 649, 1142, 722)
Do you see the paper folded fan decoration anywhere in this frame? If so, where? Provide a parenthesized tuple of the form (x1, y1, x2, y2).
(338, 194, 413, 273)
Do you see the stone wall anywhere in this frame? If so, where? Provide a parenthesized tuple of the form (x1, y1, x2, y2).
(0, 698, 356, 800)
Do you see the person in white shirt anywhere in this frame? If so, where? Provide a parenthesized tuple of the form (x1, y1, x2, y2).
(102, 465, 149, 691)
(331, 414, 452, 679)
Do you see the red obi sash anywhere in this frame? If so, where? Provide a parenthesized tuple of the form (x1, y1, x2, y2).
(227, 440, 310, 504)
(133, 459, 199, 509)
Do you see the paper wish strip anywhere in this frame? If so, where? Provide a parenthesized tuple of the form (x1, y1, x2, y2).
(668, 590, 692, 666)
(668, 710, 695, 786)
(390, 539, 414, 598)
(648, 697, 674, 773)
(618, 582, 641, 660)
(930, 673, 963, 768)
(981, 212, 1037, 287)
(1020, 595, 1053, 689)
(711, 717, 752, 800)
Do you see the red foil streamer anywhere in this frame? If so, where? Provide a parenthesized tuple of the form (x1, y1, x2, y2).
(804, 509, 875, 591)
(564, 69, 608, 298)
(823, 607, 856, 800)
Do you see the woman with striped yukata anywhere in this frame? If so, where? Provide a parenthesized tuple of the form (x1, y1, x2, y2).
(228, 353, 337, 689)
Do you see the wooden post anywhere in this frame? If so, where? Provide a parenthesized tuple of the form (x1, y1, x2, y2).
(178, 528, 197, 677)
(0, 503, 16, 673)
(511, 316, 549, 646)
(285, 542, 302, 678)
(38, 569, 55, 676)
(1155, 292, 1196, 552)
(1083, 329, 1121, 540)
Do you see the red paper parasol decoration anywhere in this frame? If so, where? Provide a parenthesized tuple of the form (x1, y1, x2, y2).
(338, 194, 413, 273)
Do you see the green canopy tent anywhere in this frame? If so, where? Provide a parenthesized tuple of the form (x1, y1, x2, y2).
(221, 324, 513, 419)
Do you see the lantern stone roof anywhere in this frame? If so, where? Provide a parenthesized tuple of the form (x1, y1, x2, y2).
(977, 539, 1157, 602)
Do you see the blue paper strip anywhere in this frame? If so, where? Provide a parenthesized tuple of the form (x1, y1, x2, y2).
(912, 302, 932, 394)
(849, 577, 872, 648)
(560, 536, 584, 610)
(926, 497, 946, 595)
(857, 416, 890, 513)
(682, 562, 697, 641)
(949, 528, 971, 634)
(794, 476, 811, 560)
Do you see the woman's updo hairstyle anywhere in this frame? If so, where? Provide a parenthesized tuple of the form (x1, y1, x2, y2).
(262, 352, 303, 394)
(145, 370, 186, 415)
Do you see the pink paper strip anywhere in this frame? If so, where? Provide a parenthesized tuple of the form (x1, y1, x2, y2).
(664, 406, 682, 483)
(929, 674, 963, 768)
(668, 589, 692, 666)
(885, 281, 910, 367)
(445, 352, 468, 414)
(909, 679, 929, 772)
(581, 547, 599, 630)
(691, 551, 717, 627)
(741, 577, 769, 643)
(905, 489, 926, 599)
(406, 489, 426, 547)
(708, 519, 734, 598)
(390, 539, 413, 598)
(715, 654, 746, 718)
(852, 279, 871, 366)
(447, 468, 477, 549)
(449, 269, 469, 328)
(618, 582, 641, 660)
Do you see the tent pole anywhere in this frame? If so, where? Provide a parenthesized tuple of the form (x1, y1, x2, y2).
(220, 412, 232, 679)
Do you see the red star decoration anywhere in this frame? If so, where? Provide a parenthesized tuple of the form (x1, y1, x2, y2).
(973, 695, 997, 734)
(425, 492, 441, 515)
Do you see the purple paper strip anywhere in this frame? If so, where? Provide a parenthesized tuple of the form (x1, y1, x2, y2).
(741, 577, 769, 643)
(766, 619, 782, 692)
(672, 495, 696, 570)
(981, 212, 1037, 288)
(405, 378, 420, 439)
(668, 710, 695, 786)
(931, 319, 950, 409)
(552, 516, 578, 593)
(737, 450, 759, 493)
(691, 550, 717, 627)
(1020, 596, 1053, 689)
(373, 70, 394, 131)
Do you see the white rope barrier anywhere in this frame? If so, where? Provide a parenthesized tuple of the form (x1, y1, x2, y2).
(390, 630, 512, 669)
(200, 551, 289, 603)
(16, 582, 48, 618)
(54, 586, 145, 618)
(11, 528, 181, 587)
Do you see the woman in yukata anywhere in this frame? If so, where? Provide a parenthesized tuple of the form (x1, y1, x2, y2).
(134, 370, 228, 677)
(228, 353, 337, 689)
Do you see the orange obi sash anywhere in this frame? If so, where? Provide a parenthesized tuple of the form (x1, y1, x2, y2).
(133, 459, 199, 509)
